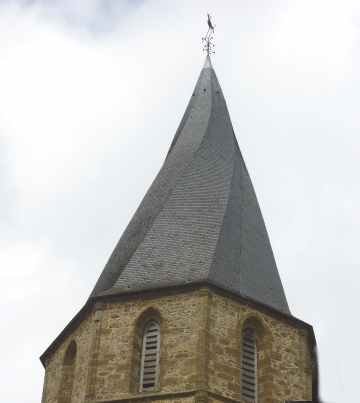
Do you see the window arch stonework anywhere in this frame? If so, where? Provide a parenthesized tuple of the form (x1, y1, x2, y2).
(130, 308, 162, 393)
(58, 340, 77, 403)
(239, 316, 273, 403)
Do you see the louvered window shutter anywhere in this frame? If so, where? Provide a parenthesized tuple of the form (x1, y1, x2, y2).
(241, 327, 257, 402)
(140, 320, 160, 392)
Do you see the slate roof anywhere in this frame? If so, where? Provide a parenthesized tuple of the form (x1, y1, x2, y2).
(91, 56, 290, 315)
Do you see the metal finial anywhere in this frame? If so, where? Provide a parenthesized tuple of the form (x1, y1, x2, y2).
(202, 13, 215, 56)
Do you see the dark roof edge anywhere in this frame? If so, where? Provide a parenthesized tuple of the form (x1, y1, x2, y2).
(40, 281, 315, 367)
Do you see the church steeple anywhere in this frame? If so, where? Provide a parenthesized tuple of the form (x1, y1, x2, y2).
(91, 56, 290, 315)
(40, 49, 317, 403)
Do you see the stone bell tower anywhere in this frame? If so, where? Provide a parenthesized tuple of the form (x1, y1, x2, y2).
(40, 55, 318, 403)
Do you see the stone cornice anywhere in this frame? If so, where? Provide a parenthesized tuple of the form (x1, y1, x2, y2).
(94, 388, 244, 403)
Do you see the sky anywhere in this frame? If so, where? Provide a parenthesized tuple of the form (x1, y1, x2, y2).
(0, 1, 359, 402)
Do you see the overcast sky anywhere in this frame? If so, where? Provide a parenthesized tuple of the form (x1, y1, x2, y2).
(1, 1, 359, 402)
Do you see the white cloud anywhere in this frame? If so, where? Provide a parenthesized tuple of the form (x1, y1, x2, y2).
(0, 238, 85, 402)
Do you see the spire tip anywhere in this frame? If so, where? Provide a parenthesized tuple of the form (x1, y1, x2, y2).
(203, 54, 213, 69)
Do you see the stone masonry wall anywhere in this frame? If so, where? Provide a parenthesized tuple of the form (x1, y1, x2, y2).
(42, 312, 94, 403)
(42, 290, 205, 403)
(207, 292, 312, 403)
(41, 287, 312, 403)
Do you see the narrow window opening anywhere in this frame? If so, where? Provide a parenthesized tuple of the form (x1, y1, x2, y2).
(241, 327, 257, 402)
(140, 320, 160, 392)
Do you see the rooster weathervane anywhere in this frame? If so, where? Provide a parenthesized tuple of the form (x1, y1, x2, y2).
(202, 13, 215, 56)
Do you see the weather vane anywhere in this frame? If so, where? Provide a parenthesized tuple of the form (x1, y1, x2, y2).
(202, 13, 215, 55)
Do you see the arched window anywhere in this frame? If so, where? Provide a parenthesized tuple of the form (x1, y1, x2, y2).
(139, 320, 160, 392)
(240, 327, 257, 402)
(58, 340, 77, 403)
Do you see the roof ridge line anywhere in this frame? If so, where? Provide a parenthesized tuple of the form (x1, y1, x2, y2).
(208, 153, 236, 281)
(107, 69, 215, 293)
(166, 63, 212, 158)
(206, 73, 237, 282)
